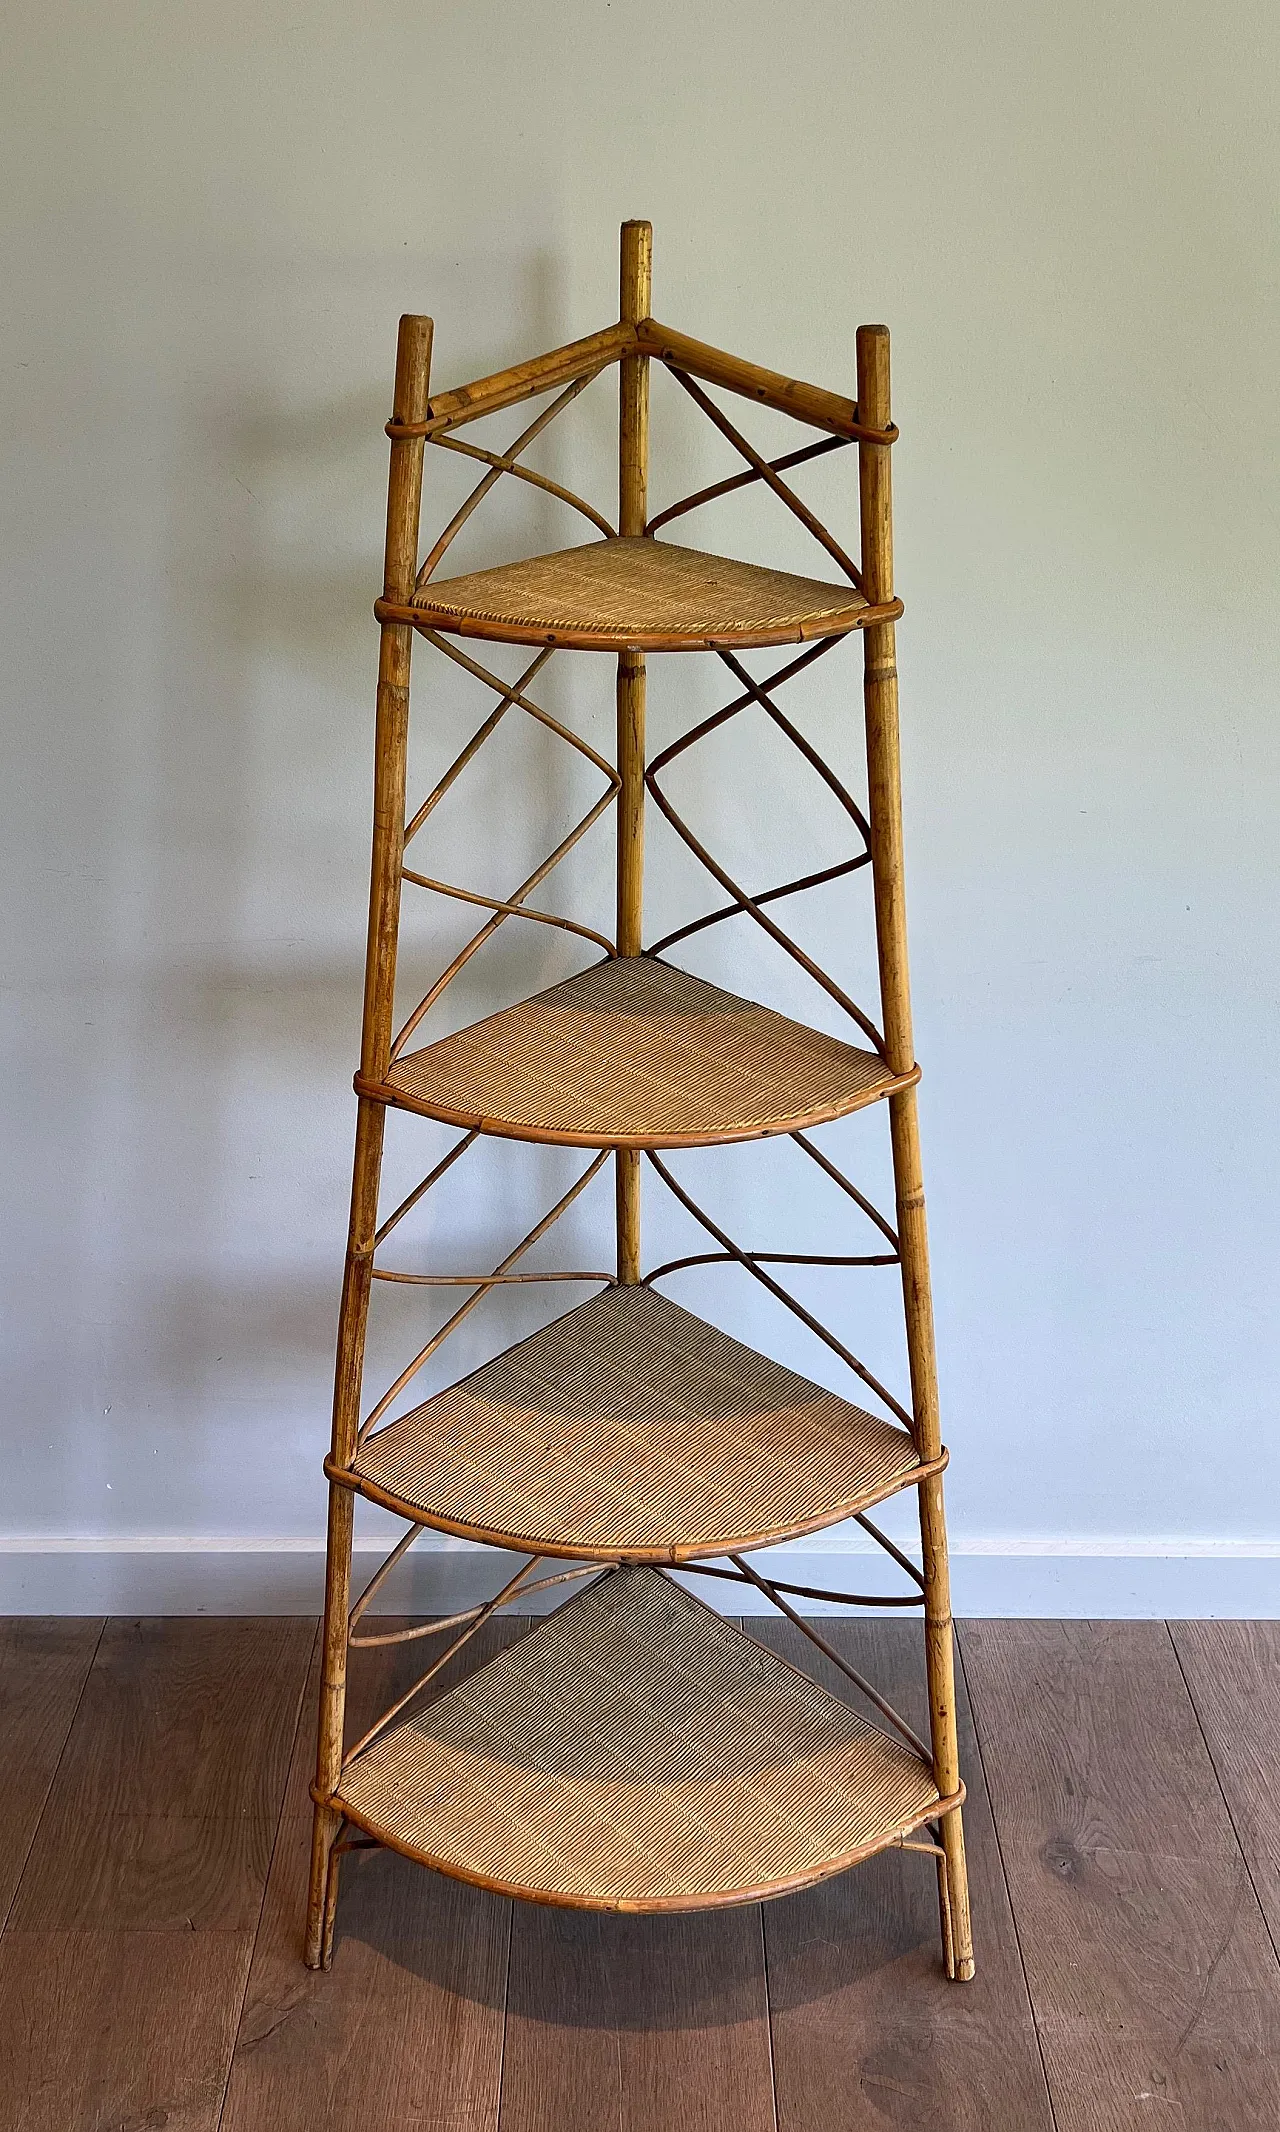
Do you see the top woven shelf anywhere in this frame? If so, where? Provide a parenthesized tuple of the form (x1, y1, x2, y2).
(382, 537, 896, 652)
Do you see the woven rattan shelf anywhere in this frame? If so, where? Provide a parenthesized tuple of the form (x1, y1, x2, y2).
(334, 1567, 950, 1911)
(380, 535, 894, 651)
(306, 223, 975, 1986)
(362, 956, 911, 1147)
(336, 1284, 935, 1561)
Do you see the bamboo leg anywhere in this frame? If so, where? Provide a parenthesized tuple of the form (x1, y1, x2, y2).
(857, 322, 974, 1982)
(305, 313, 432, 1970)
(615, 220, 651, 1284)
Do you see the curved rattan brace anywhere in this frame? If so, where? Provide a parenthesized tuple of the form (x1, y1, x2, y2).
(389, 786, 618, 1064)
(349, 1559, 601, 1649)
(853, 1509, 928, 1590)
(644, 1248, 897, 1282)
(645, 1149, 915, 1433)
(649, 636, 835, 767)
(646, 434, 850, 538)
(365, 1130, 481, 1256)
(416, 370, 609, 588)
(789, 1130, 901, 1250)
(401, 866, 617, 958)
(348, 1521, 423, 1636)
(713, 645, 873, 844)
(403, 647, 556, 850)
(428, 428, 614, 546)
(418, 632, 621, 788)
(341, 1552, 547, 1771)
(728, 1552, 932, 1760)
(390, 632, 621, 1062)
(645, 640, 885, 1053)
(664, 367, 865, 592)
(679, 1559, 923, 1609)
(648, 854, 871, 958)
(356, 1150, 611, 1448)
(371, 1267, 616, 1287)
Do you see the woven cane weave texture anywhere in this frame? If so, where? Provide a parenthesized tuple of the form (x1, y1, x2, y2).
(409, 537, 867, 647)
(355, 1286, 920, 1559)
(383, 957, 897, 1145)
(337, 1567, 941, 1909)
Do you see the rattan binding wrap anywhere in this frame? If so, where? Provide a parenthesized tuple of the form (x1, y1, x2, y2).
(399, 536, 875, 651)
(369, 957, 910, 1147)
(336, 1567, 945, 1911)
(346, 1285, 928, 1561)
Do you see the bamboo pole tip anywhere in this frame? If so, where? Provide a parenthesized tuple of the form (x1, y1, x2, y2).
(857, 322, 890, 343)
(621, 218, 653, 237)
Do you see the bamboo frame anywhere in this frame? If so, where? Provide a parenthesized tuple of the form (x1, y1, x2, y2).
(857, 321, 974, 1981)
(305, 226, 973, 1983)
(307, 311, 432, 1970)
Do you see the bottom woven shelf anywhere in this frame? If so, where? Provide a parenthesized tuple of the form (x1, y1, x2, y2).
(335, 1566, 944, 1912)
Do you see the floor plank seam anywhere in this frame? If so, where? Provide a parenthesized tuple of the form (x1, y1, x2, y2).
(1165, 1620, 1280, 1979)
(213, 1615, 322, 2132)
(493, 1888, 514, 2130)
(757, 1898, 782, 2132)
(0, 1616, 106, 1940)
(954, 1624, 1062, 2132)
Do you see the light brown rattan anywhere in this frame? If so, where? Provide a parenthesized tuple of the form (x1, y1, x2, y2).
(363, 955, 913, 1147)
(334, 1566, 945, 1912)
(386, 536, 886, 651)
(340, 1284, 932, 1562)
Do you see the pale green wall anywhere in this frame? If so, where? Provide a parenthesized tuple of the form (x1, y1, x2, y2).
(3, 1, 1277, 1608)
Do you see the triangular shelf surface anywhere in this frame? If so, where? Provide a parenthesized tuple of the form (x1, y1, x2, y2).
(344, 1283, 928, 1561)
(398, 537, 884, 651)
(336, 1566, 943, 1911)
(361, 956, 911, 1146)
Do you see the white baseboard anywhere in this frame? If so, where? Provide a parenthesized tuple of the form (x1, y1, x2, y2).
(2, 1536, 1278, 1617)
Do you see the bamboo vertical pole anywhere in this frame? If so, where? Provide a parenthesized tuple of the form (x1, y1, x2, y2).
(857, 322, 974, 1982)
(305, 313, 433, 1970)
(615, 220, 652, 1283)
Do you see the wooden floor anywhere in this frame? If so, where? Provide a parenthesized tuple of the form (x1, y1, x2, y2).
(2, 1613, 1278, 2130)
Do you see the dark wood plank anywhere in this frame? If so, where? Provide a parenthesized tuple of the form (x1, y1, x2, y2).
(500, 1904, 775, 2132)
(10, 1615, 315, 1932)
(220, 1618, 518, 2132)
(962, 1619, 1280, 2130)
(1171, 1620, 1280, 1955)
(0, 1926, 251, 2132)
(0, 1619, 101, 1929)
(752, 1614, 1053, 2132)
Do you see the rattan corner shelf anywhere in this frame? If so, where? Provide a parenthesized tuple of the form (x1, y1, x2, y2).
(306, 222, 975, 1985)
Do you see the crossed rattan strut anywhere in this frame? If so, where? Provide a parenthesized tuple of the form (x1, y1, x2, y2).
(305, 221, 975, 1982)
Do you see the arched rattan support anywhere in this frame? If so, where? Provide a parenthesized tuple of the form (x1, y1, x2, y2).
(663, 365, 865, 590)
(644, 636, 885, 1052)
(371, 1266, 616, 1287)
(649, 855, 870, 958)
(416, 368, 611, 587)
(402, 646, 555, 850)
(728, 1551, 931, 1760)
(679, 1559, 923, 1609)
(429, 429, 615, 541)
(646, 433, 850, 539)
(388, 633, 621, 1065)
(363, 1130, 481, 1257)
(645, 1148, 915, 1433)
(854, 1508, 928, 1590)
(400, 865, 617, 958)
(339, 1552, 548, 1771)
(349, 1554, 600, 1650)
(790, 1129, 901, 1250)
(643, 1248, 898, 1281)
(355, 1150, 611, 1449)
